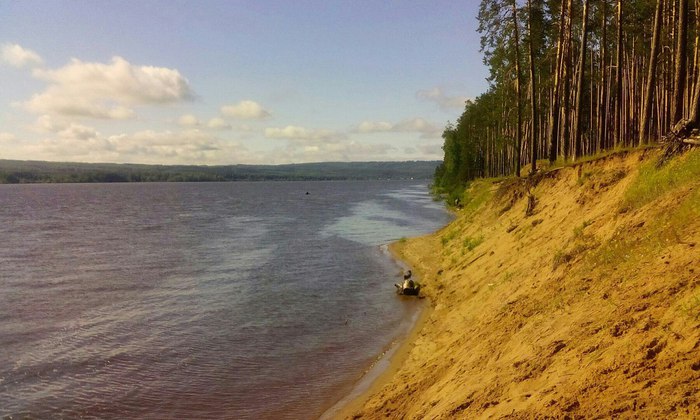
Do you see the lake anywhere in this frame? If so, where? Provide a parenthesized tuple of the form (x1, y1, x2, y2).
(0, 180, 450, 419)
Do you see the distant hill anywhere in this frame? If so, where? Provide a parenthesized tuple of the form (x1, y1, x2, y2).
(0, 159, 441, 183)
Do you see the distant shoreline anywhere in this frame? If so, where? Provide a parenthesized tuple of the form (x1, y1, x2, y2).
(0, 159, 439, 184)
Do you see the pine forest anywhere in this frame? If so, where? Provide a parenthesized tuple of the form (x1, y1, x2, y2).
(435, 0, 700, 194)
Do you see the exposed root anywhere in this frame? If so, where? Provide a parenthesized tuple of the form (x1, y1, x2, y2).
(658, 119, 697, 167)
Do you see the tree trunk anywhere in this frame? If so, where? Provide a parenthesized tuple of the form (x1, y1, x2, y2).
(614, 0, 623, 147)
(688, 64, 700, 125)
(527, 0, 538, 174)
(548, 0, 569, 163)
(561, 0, 573, 160)
(573, 0, 590, 160)
(511, 0, 523, 177)
(672, 0, 688, 126)
(598, 1, 608, 152)
(639, 0, 664, 145)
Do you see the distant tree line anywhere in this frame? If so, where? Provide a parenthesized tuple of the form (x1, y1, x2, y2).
(0, 160, 440, 184)
(436, 0, 700, 192)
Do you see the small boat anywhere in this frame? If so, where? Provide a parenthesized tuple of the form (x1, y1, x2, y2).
(395, 279, 420, 296)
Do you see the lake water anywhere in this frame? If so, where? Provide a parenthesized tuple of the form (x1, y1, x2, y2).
(0, 180, 450, 419)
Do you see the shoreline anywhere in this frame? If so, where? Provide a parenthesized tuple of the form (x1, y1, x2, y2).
(320, 300, 432, 419)
(319, 241, 435, 419)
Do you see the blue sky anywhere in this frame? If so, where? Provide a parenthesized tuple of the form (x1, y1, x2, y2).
(0, 1, 488, 165)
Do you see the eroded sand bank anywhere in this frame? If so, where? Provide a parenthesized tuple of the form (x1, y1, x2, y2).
(338, 150, 700, 418)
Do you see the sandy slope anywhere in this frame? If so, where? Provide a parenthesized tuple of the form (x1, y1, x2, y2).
(345, 150, 700, 419)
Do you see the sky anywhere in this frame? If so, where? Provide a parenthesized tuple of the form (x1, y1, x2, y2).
(0, 0, 489, 165)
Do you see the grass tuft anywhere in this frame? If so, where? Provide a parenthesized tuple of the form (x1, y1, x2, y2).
(573, 220, 593, 238)
(459, 180, 494, 217)
(622, 148, 700, 211)
(462, 235, 484, 252)
(679, 293, 700, 321)
(441, 230, 458, 247)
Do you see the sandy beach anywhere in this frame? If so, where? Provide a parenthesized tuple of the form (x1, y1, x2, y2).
(334, 150, 700, 418)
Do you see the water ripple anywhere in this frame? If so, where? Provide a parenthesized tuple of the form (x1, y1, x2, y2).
(0, 181, 449, 419)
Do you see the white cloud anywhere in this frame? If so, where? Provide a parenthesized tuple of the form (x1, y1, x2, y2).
(357, 121, 393, 133)
(259, 124, 405, 162)
(417, 87, 469, 111)
(0, 132, 17, 143)
(25, 56, 193, 120)
(105, 129, 252, 164)
(264, 125, 341, 142)
(1, 43, 43, 68)
(418, 143, 444, 156)
(221, 100, 271, 120)
(177, 114, 200, 127)
(26, 127, 251, 165)
(207, 117, 231, 130)
(268, 139, 396, 164)
(259, 123, 406, 163)
(58, 122, 99, 140)
(33, 114, 102, 139)
(30, 121, 110, 159)
(107, 130, 218, 156)
(34, 114, 67, 133)
(394, 117, 439, 134)
(355, 117, 441, 139)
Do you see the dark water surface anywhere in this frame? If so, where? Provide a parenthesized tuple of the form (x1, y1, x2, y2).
(0, 181, 450, 419)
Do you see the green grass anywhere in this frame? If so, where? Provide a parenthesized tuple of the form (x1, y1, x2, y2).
(622, 148, 700, 211)
(553, 242, 596, 269)
(574, 145, 642, 165)
(552, 220, 598, 269)
(593, 233, 636, 266)
(441, 230, 458, 247)
(552, 249, 568, 268)
(671, 188, 700, 229)
(545, 145, 645, 175)
(679, 292, 700, 321)
(459, 179, 494, 217)
(590, 183, 700, 274)
(577, 169, 596, 186)
(462, 235, 484, 252)
(502, 271, 515, 283)
(573, 220, 593, 238)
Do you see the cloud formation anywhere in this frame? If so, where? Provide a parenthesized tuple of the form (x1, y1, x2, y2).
(221, 100, 271, 120)
(0, 132, 17, 143)
(1, 43, 43, 68)
(0, 44, 443, 164)
(26, 126, 251, 164)
(207, 117, 231, 130)
(355, 117, 441, 139)
(268, 139, 396, 164)
(357, 121, 393, 133)
(264, 125, 341, 142)
(417, 87, 469, 111)
(177, 114, 200, 127)
(26, 56, 193, 119)
(417, 142, 443, 156)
